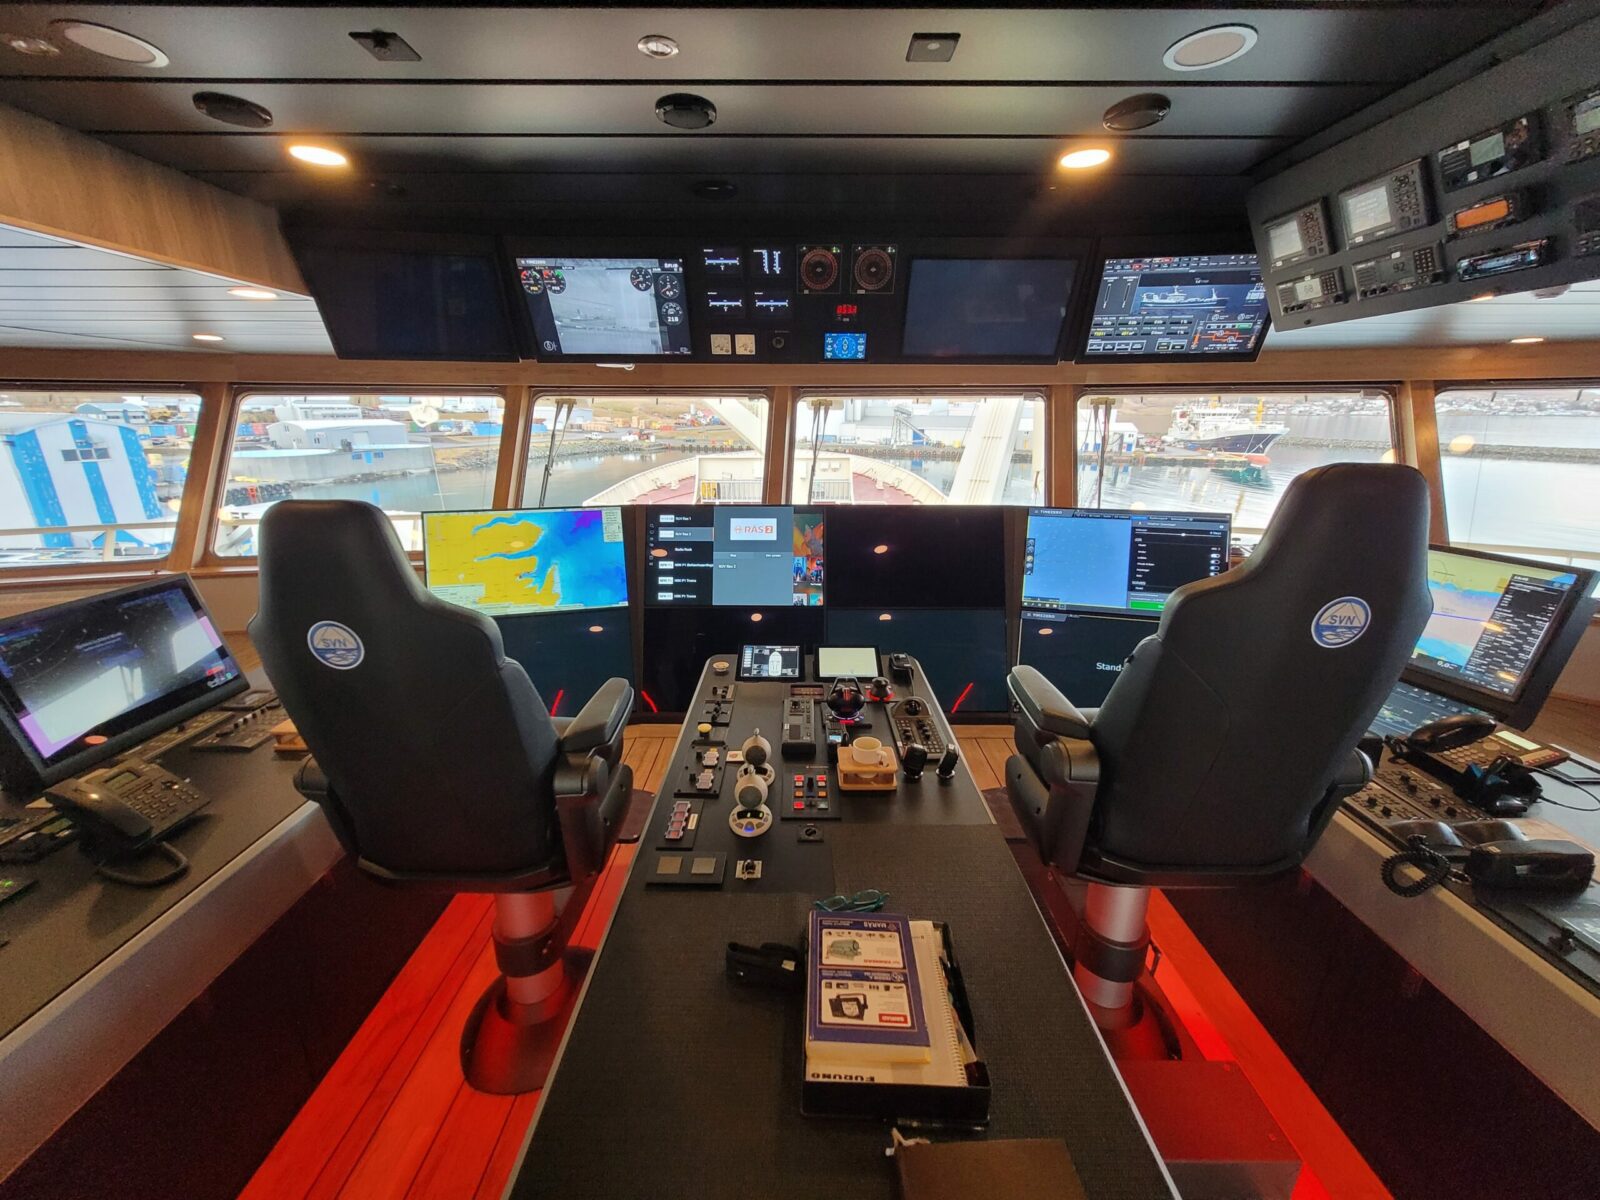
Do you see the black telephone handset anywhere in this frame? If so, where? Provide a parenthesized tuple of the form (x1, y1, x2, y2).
(1382, 818, 1593, 896)
(45, 759, 208, 882)
(1402, 712, 1497, 752)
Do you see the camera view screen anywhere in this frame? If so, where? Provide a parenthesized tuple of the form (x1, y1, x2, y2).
(424, 507, 628, 617)
(739, 644, 801, 680)
(515, 256, 692, 357)
(0, 581, 240, 765)
(1084, 254, 1268, 358)
(646, 507, 826, 607)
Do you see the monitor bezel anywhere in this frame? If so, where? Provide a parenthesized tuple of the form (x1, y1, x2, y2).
(0, 576, 249, 795)
(420, 505, 631, 618)
(1400, 544, 1599, 729)
(1071, 235, 1271, 365)
(1020, 505, 1234, 617)
(898, 254, 1083, 364)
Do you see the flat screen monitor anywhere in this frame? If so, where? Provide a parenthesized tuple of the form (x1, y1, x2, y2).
(514, 256, 692, 358)
(0, 578, 246, 791)
(824, 506, 1005, 610)
(739, 644, 801, 681)
(423, 507, 628, 617)
(645, 507, 826, 607)
(816, 646, 879, 680)
(901, 259, 1076, 359)
(1404, 548, 1596, 716)
(1081, 253, 1269, 361)
(295, 247, 519, 361)
(1022, 508, 1230, 615)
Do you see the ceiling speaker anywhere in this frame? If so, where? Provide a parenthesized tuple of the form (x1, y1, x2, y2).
(192, 92, 274, 129)
(656, 93, 717, 130)
(1103, 93, 1171, 132)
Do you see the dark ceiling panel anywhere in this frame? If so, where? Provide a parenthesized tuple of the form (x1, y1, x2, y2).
(0, 4, 1536, 84)
(0, 81, 1387, 139)
(96, 131, 1286, 176)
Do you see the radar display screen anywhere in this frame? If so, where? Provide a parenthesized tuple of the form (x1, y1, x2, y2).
(515, 256, 692, 358)
(1083, 254, 1268, 359)
(423, 507, 628, 617)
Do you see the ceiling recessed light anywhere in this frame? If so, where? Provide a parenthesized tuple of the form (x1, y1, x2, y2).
(1059, 147, 1113, 170)
(228, 287, 279, 300)
(192, 333, 224, 343)
(4, 33, 59, 57)
(1103, 93, 1171, 132)
(50, 20, 168, 67)
(1510, 336, 1545, 344)
(288, 144, 349, 168)
(906, 32, 960, 63)
(637, 34, 679, 59)
(1163, 24, 1258, 72)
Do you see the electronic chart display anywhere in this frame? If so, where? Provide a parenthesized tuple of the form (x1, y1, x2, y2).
(1408, 549, 1586, 700)
(645, 507, 826, 607)
(423, 507, 629, 617)
(1082, 254, 1269, 359)
(1022, 508, 1231, 615)
(515, 256, 692, 357)
(0, 579, 242, 774)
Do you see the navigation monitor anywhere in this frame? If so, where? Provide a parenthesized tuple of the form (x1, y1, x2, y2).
(0, 578, 246, 789)
(1082, 254, 1269, 360)
(1022, 508, 1230, 615)
(514, 256, 692, 358)
(423, 507, 628, 617)
(901, 259, 1076, 359)
(645, 507, 826, 607)
(1018, 610, 1155, 708)
(1406, 548, 1593, 703)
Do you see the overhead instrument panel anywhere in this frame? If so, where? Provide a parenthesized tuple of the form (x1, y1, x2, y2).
(1249, 27, 1600, 331)
(1080, 253, 1269, 362)
(506, 237, 1087, 364)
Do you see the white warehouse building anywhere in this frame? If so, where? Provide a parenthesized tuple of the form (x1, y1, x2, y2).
(0, 413, 166, 552)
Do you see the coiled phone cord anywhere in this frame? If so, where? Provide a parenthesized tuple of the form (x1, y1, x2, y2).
(94, 841, 190, 888)
(1380, 835, 1453, 898)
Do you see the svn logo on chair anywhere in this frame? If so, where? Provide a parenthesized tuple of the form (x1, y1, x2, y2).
(1311, 597, 1371, 649)
(307, 620, 365, 669)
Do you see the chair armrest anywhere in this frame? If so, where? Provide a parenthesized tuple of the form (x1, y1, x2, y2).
(1007, 666, 1093, 740)
(560, 677, 634, 755)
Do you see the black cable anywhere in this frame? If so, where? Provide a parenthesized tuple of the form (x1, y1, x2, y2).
(94, 841, 189, 888)
(1381, 835, 1454, 898)
(1531, 767, 1600, 813)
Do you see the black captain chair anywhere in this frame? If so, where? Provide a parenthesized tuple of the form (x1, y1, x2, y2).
(248, 500, 634, 1094)
(1006, 463, 1433, 1016)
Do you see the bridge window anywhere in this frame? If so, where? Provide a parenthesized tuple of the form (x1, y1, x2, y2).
(213, 391, 503, 557)
(0, 388, 198, 569)
(1437, 386, 1600, 569)
(790, 393, 1045, 505)
(1077, 390, 1395, 536)
(522, 393, 770, 506)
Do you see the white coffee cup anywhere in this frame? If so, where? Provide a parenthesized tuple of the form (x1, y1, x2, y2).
(852, 736, 889, 767)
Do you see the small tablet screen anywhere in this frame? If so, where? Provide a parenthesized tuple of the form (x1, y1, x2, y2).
(738, 644, 801, 681)
(815, 646, 878, 679)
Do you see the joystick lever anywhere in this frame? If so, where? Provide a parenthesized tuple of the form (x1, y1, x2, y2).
(903, 743, 928, 782)
(936, 747, 960, 782)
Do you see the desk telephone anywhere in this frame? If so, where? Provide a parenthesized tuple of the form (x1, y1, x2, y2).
(1388, 714, 1567, 817)
(45, 759, 209, 884)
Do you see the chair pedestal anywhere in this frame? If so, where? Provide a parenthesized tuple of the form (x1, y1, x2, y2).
(460, 891, 578, 1094)
(1072, 882, 1151, 1014)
